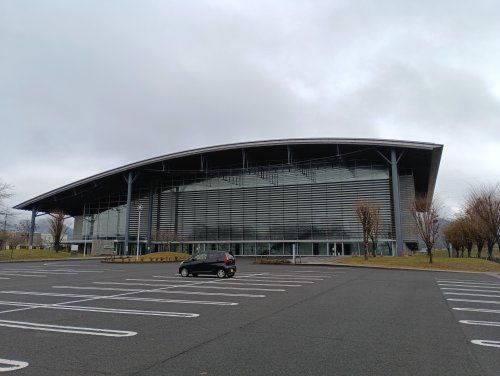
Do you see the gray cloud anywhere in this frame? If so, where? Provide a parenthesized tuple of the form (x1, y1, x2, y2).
(0, 0, 499, 217)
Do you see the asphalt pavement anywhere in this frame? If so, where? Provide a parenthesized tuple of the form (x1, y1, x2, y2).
(0, 259, 498, 375)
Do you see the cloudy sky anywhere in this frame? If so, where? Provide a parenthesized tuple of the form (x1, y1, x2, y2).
(1, 0, 499, 219)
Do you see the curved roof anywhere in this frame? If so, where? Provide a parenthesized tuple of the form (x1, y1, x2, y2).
(14, 138, 443, 215)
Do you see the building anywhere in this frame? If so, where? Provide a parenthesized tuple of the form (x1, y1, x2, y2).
(14, 138, 443, 256)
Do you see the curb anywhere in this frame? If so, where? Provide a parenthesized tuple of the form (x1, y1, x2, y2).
(0, 257, 105, 264)
(292, 262, 500, 275)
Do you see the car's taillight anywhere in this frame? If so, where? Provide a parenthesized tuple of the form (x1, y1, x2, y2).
(224, 253, 230, 264)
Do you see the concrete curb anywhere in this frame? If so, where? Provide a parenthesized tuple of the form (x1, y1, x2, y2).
(0, 257, 105, 264)
(292, 262, 500, 275)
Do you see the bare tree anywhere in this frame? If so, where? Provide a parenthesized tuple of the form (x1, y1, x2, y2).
(153, 229, 183, 252)
(0, 181, 13, 205)
(444, 220, 464, 258)
(467, 185, 500, 260)
(48, 211, 67, 252)
(368, 203, 381, 257)
(356, 201, 377, 260)
(410, 195, 440, 263)
(17, 219, 36, 246)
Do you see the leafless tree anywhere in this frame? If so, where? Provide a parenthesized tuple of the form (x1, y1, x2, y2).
(368, 204, 381, 257)
(410, 195, 440, 263)
(356, 201, 378, 260)
(48, 211, 67, 252)
(444, 220, 464, 258)
(467, 185, 500, 260)
(153, 229, 183, 252)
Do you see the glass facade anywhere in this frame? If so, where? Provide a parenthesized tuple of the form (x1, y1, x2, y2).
(76, 157, 400, 255)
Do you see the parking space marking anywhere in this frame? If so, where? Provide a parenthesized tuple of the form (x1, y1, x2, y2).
(0, 270, 77, 275)
(460, 320, 500, 327)
(439, 283, 500, 289)
(240, 273, 329, 279)
(0, 291, 238, 306)
(441, 287, 500, 293)
(0, 278, 9, 280)
(53, 286, 266, 298)
(4, 268, 105, 273)
(0, 320, 137, 337)
(93, 282, 286, 292)
(238, 275, 322, 281)
(128, 279, 302, 287)
(0, 300, 200, 318)
(232, 278, 315, 284)
(437, 280, 500, 286)
(0, 273, 46, 278)
(470, 340, 500, 348)
(447, 298, 500, 305)
(444, 292, 500, 298)
(453, 307, 500, 314)
(155, 276, 315, 284)
(0, 358, 29, 372)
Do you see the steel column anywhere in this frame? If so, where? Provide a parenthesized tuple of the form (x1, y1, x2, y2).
(391, 149, 404, 256)
(28, 207, 36, 249)
(124, 171, 133, 255)
(147, 186, 154, 253)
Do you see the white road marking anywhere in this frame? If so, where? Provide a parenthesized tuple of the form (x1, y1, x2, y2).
(0, 319, 137, 337)
(0, 291, 237, 306)
(53, 286, 265, 298)
(0, 278, 9, 280)
(156, 276, 314, 284)
(0, 358, 29, 372)
(444, 292, 500, 298)
(238, 275, 320, 282)
(241, 273, 329, 279)
(459, 320, 500, 327)
(94, 282, 285, 292)
(128, 279, 301, 287)
(0, 300, 199, 317)
(439, 283, 500, 289)
(447, 298, 500, 305)
(437, 280, 500, 286)
(5, 268, 102, 273)
(441, 287, 500, 293)
(470, 340, 500, 348)
(453, 307, 500, 314)
(1, 270, 77, 275)
(0, 273, 46, 278)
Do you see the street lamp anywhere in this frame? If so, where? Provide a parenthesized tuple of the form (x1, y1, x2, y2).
(136, 204, 143, 260)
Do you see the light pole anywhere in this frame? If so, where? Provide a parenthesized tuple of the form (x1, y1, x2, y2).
(136, 204, 142, 260)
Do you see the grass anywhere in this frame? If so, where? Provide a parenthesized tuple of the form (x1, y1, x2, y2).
(0, 248, 83, 261)
(334, 250, 500, 272)
(103, 251, 190, 263)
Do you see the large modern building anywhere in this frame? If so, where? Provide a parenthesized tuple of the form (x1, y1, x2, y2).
(15, 138, 442, 257)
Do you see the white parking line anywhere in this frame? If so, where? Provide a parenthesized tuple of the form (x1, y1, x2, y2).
(470, 340, 500, 348)
(0, 291, 238, 306)
(238, 275, 321, 282)
(453, 307, 500, 314)
(0, 300, 199, 318)
(128, 279, 301, 287)
(93, 282, 285, 292)
(439, 283, 500, 289)
(437, 280, 500, 286)
(0, 278, 9, 280)
(459, 320, 500, 327)
(53, 286, 266, 298)
(156, 276, 314, 284)
(232, 278, 315, 284)
(447, 298, 500, 305)
(0, 270, 77, 275)
(441, 288, 500, 293)
(0, 273, 46, 278)
(444, 292, 500, 298)
(0, 358, 29, 372)
(241, 273, 330, 279)
(0, 319, 137, 337)
(5, 269, 104, 273)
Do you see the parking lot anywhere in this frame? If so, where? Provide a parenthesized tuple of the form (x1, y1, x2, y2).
(0, 259, 498, 375)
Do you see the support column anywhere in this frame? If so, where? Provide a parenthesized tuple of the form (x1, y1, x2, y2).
(146, 186, 154, 253)
(124, 171, 133, 256)
(391, 149, 404, 256)
(28, 207, 36, 249)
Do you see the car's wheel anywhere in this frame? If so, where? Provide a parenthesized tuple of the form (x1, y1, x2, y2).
(180, 268, 189, 277)
(227, 273, 234, 278)
(217, 268, 226, 278)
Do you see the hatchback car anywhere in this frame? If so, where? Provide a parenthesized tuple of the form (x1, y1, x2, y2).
(179, 251, 236, 278)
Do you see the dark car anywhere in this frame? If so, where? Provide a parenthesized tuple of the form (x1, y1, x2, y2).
(179, 251, 236, 278)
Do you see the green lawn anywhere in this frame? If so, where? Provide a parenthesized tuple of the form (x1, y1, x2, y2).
(335, 252, 500, 272)
(0, 249, 83, 261)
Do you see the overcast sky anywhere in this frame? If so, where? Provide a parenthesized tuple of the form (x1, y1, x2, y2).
(1, 0, 499, 220)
